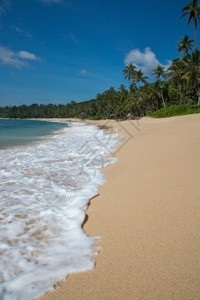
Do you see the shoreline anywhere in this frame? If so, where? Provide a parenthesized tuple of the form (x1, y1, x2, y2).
(38, 114, 200, 300)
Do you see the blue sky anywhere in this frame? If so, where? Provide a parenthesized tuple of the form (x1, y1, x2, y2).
(0, 0, 194, 106)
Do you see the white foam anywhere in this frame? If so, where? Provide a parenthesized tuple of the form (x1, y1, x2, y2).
(0, 122, 119, 299)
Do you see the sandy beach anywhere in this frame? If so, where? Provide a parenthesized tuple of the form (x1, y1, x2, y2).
(39, 114, 200, 300)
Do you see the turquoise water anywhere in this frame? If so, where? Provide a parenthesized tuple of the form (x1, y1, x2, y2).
(0, 119, 69, 149)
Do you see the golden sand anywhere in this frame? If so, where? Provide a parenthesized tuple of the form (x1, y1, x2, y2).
(39, 114, 200, 300)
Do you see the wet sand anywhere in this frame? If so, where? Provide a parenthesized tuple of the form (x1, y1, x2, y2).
(39, 114, 200, 300)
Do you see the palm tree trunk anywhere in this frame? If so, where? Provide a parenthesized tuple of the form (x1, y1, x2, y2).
(161, 91, 166, 108)
(198, 90, 200, 105)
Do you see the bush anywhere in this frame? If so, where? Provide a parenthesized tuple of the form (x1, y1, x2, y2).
(148, 104, 200, 118)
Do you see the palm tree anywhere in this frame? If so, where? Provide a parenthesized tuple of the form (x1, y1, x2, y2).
(181, 0, 200, 49)
(153, 64, 166, 81)
(123, 64, 150, 113)
(183, 49, 200, 103)
(168, 58, 189, 103)
(118, 84, 128, 94)
(153, 65, 167, 107)
(123, 64, 148, 88)
(123, 63, 138, 95)
(177, 35, 194, 55)
(123, 63, 137, 82)
(134, 69, 148, 87)
(168, 50, 200, 104)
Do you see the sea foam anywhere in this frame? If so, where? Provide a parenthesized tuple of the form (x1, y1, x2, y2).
(0, 122, 119, 300)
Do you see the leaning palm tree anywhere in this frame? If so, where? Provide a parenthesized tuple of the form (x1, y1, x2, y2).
(177, 35, 194, 55)
(181, 0, 200, 49)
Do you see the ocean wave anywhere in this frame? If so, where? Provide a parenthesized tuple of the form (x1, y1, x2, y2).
(0, 122, 119, 300)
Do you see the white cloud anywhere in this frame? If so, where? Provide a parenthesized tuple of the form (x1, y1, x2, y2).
(0, 47, 25, 68)
(0, 46, 41, 68)
(124, 47, 171, 76)
(18, 50, 41, 61)
(80, 69, 93, 76)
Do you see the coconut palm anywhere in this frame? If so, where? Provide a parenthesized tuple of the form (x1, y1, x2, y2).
(181, 0, 200, 49)
(123, 63, 137, 82)
(183, 49, 200, 103)
(152, 65, 167, 107)
(153, 64, 166, 81)
(168, 58, 189, 103)
(177, 35, 194, 55)
(168, 50, 200, 104)
(123, 63, 138, 95)
(134, 69, 148, 87)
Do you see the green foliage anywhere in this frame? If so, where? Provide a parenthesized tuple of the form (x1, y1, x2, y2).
(0, 87, 130, 120)
(148, 104, 200, 118)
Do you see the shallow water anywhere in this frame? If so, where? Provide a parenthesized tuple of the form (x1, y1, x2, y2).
(0, 121, 119, 300)
(0, 119, 69, 149)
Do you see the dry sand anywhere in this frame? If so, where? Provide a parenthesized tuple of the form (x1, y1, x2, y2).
(39, 114, 200, 300)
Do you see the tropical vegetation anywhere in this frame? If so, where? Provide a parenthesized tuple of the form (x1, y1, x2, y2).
(0, 0, 200, 119)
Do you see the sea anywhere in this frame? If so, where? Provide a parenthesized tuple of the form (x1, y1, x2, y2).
(0, 119, 119, 300)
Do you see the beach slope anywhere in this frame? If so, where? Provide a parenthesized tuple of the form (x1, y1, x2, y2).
(39, 114, 200, 300)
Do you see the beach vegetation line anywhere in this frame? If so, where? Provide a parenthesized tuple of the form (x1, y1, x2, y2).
(147, 104, 200, 118)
